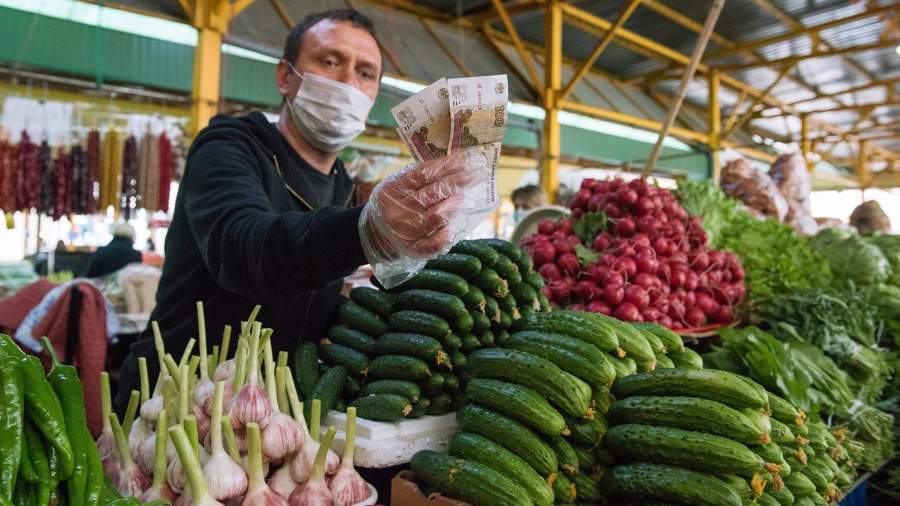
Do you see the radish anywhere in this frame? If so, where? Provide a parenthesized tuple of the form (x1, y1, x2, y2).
(635, 256, 658, 275)
(614, 217, 636, 236)
(684, 307, 706, 328)
(553, 238, 575, 255)
(603, 201, 622, 218)
(573, 280, 599, 301)
(537, 219, 557, 235)
(573, 189, 591, 208)
(587, 301, 612, 315)
(603, 285, 624, 306)
(614, 257, 637, 277)
(588, 194, 606, 212)
(713, 304, 734, 323)
(634, 197, 655, 216)
(531, 242, 556, 267)
(581, 178, 598, 191)
(614, 303, 642, 322)
(557, 253, 580, 276)
(558, 219, 574, 235)
(694, 292, 719, 315)
(615, 187, 638, 207)
(572, 208, 584, 220)
(624, 285, 650, 309)
(592, 233, 611, 252)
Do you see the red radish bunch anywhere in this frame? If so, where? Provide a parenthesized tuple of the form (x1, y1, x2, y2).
(521, 177, 744, 330)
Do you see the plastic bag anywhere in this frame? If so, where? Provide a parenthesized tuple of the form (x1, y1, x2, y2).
(358, 149, 497, 288)
(769, 153, 816, 235)
(720, 158, 789, 221)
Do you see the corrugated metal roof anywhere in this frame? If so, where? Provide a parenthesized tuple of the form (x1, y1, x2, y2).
(105, 0, 898, 175)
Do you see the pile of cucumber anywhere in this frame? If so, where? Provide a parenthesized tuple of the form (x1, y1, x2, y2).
(295, 239, 551, 423)
(601, 367, 858, 506)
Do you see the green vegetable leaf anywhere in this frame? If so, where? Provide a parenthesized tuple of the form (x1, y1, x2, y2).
(573, 212, 608, 243)
(574, 244, 599, 268)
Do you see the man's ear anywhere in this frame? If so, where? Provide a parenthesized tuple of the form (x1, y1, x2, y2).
(275, 60, 292, 97)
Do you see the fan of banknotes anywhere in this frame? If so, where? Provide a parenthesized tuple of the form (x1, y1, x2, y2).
(391, 75, 508, 164)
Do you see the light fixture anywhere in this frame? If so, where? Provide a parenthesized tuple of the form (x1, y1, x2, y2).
(896, 45, 900, 56)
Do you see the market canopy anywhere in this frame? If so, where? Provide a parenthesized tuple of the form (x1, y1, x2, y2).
(91, 0, 897, 184)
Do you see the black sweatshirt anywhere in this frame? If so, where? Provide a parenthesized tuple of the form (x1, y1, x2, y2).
(114, 112, 367, 411)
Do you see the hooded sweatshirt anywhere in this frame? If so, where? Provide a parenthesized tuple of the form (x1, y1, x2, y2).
(115, 112, 366, 410)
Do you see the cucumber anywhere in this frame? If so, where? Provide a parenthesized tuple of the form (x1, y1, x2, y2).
(572, 445, 595, 469)
(477, 238, 523, 261)
(636, 326, 666, 354)
(472, 311, 491, 334)
(610, 320, 655, 362)
(525, 271, 545, 291)
(339, 302, 389, 336)
(497, 293, 518, 314)
(513, 311, 619, 353)
(426, 253, 482, 279)
(803, 460, 832, 490)
(451, 240, 499, 267)
(461, 284, 487, 312)
(508, 330, 607, 365)
(495, 330, 510, 345)
(783, 472, 816, 497)
(422, 372, 446, 396)
(478, 329, 494, 346)
(667, 348, 704, 370)
(358, 380, 421, 403)
(594, 448, 615, 466)
(374, 333, 447, 364)
(654, 352, 675, 369)
(767, 483, 795, 505)
(443, 374, 459, 392)
(750, 443, 787, 468)
(515, 252, 533, 275)
(551, 473, 577, 503)
(493, 254, 522, 285)
(599, 463, 742, 506)
(497, 310, 512, 329)
(547, 436, 579, 476)
(450, 351, 466, 370)
(293, 341, 319, 400)
(343, 376, 361, 398)
(794, 497, 817, 506)
(326, 325, 377, 355)
(410, 450, 531, 506)
(465, 378, 567, 436)
(511, 282, 539, 310)
(768, 393, 805, 428)
(349, 394, 412, 421)
(565, 415, 608, 448)
(607, 396, 772, 445)
(399, 269, 470, 297)
(388, 310, 451, 340)
(605, 424, 776, 478)
(758, 492, 781, 506)
(453, 312, 475, 334)
(717, 474, 751, 500)
(592, 387, 615, 414)
(304, 366, 346, 421)
(741, 407, 773, 437)
(466, 348, 593, 418)
(633, 322, 684, 353)
(456, 404, 558, 475)
(450, 392, 466, 411)
(318, 341, 369, 376)
(474, 267, 509, 298)
(369, 355, 431, 380)
(503, 334, 614, 389)
(441, 333, 462, 352)
(427, 393, 452, 415)
(448, 432, 554, 506)
(610, 355, 638, 378)
(570, 473, 602, 502)
(349, 287, 396, 318)
(770, 418, 796, 444)
(333, 398, 346, 412)
(408, 398, 430, 418)
(635, 356, 658, 373)
(484, 296, 500, 321)
(460, 334, 481, 353)
(612, 368, 768, 410)
(397, 289, 467, 322)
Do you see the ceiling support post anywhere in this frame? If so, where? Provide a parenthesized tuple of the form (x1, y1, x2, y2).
(708, 68, 721, 182)
(800, 114, 813, 173)
(541, 0, 562, 204)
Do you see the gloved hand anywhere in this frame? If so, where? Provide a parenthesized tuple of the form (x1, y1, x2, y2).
(359, 149, 495, 288)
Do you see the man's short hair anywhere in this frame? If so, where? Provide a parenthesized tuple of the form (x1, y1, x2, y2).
(282, 9, 377, 65)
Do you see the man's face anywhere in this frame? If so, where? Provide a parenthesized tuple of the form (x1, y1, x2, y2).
(277, 19, 382, 104)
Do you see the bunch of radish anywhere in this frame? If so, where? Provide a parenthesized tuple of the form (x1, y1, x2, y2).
(521, 177, 744, 330)
(99, 303, 373, 506)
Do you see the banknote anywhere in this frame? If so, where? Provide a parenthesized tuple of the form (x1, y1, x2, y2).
(447, 74, 508, 154)
(390, 78, 450, 162)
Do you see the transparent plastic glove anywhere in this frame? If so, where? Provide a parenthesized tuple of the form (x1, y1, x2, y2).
(359, 149, 497, 288)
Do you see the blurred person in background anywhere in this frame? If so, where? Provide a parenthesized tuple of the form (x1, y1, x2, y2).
(511, 184, 547, 223)
(84, 223, 143, 278)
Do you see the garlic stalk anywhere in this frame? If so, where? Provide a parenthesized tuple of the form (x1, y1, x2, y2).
(169, 424, 224, 506)
(132, 357, 154, 471)
(209, 349, 219, 378)
(179, 337, 196, 369)
(288, 426, 337, 506)
(223, 416, 248, 458)
(194, 301, 216, 413)
(290, 397, 338, 482)
(139, 408, 177, 503)
(204, 382, 248, 501)
(284, 368, 314, 483)
(98, 372, 117, 473)
(330, 407, 370, 506)
(261, 341, 304, 461)
(228, 322, 272, 430)
(122, 390, 140, 437)
(242, 422, 289, 506)
(268, 367, 306, 498)
(109, 413, 151, 497)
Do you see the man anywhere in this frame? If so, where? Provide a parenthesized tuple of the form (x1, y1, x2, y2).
(116, 10, 476, 408)
(511, 183, 548, 223)
(84, 223, 143, 278)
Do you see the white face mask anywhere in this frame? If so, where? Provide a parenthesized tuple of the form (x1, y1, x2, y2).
(288, 68, 374, 153)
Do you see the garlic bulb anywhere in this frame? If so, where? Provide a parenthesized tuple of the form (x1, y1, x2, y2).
(329, 408, 370, 506)
(139, 408, 177, 504)
(109, 413, 151, 497)
(268, 463, 298, 499)
(169, 424, 224, 506)
(288, 426, 337, 506)
(261, 341, 304, 460)
(98, 372, 116, 461)
(228, 323, 272, 429)
(214, 358, 236, 382)
(204, 382, 248, 501)
(241, 422, 288, 506)
(129, 417, 154, 475)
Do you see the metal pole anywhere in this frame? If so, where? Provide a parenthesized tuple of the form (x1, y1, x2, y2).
(642, 0, 726, 178)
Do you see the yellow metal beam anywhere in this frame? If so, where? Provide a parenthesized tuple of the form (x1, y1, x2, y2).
(542, 0, 562, 203)
(491, 0, 543, 96)
(560, 0, 642, 102)
(560, 99, 710, 143)
(800, 114, 813, 173)
(479, 27, 542, 100)
(789, 77, 899, 106)
(269, 0, 293, 28)
(721, 63, 795, 140)
(177, 0, 192, 18)
(420, 18, 472, 77)
(723, 87, 749, 133)
(857, 140, 870, 187)
(763, 100, 900, 117)
(719, 40, 897, 71)
(709, 68, 721, 181)
(229, 0, 255, 18)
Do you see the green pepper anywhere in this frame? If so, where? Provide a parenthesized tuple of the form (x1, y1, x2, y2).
(18, 435, 38, 483)
(42, 338, 90, 506)
(23, 421, 50, 480)
(16, 351, 74, 479)
(0, 359, 23, 501)
(83, 442, 105, 506)
(12, 478, 32, 505)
